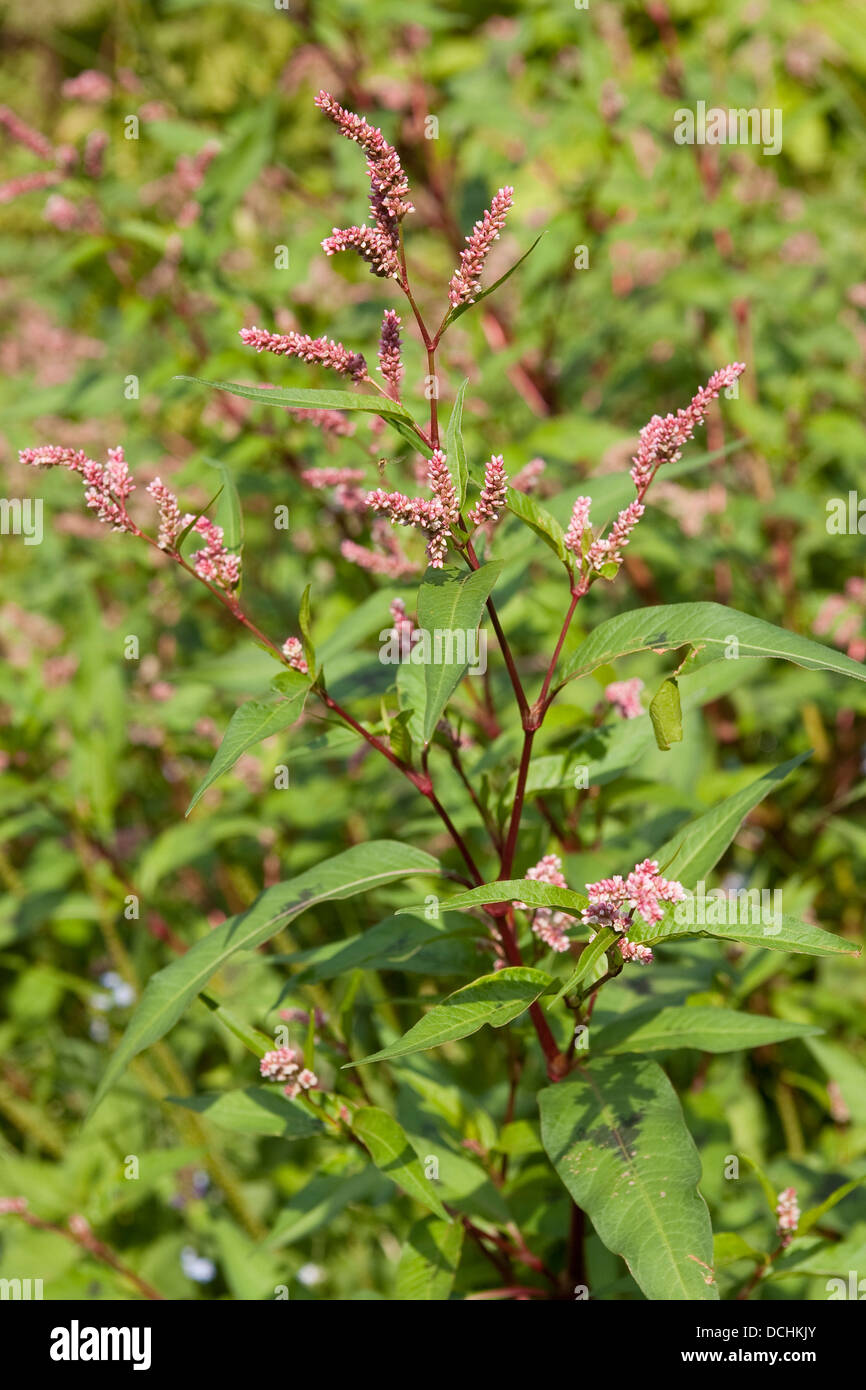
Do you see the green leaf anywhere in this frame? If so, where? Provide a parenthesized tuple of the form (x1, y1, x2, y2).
(346, 967, 551, 1067)
(634, 911, 858, 958)
(167, 1087, 323, 1139)
(298, 582, 315, 674)
(352, 1107, 450, 1221)
(590, 1006, 823, 1055)
(415, 562, 503, 744)
(637, 754, 811, 891)
(91, 841, 440, 1112)
(444, 379, 469, 507)
(713, 1232, 767, 1269)
(548, 928, 616, 1007)
(414, 879, 587, 916)
(504, 486, 567, 562)
(186, 671, 310, 814)
(267, 1168, 384, 1248)
(539, 1058, 717, 1300)
(563, 602, 866, 686)
(742, 1154, 779, 1215)
(649, 677, 682, 751)
(203, 455, 243, 551)
(200, 992, 272, 1058)
(277, 912, 477, 986)
(799, 1176, 866, 1238)
(175, 375, 415, 420)
(395, 1216, 464, 1300)
(445, 232, 546, 324)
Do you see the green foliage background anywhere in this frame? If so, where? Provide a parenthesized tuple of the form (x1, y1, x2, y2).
(0, 0, 864, 1300)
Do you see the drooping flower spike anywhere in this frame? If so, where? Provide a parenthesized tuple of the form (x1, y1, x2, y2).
(21, 445, 241, 592)
(239, 326, 367, 381)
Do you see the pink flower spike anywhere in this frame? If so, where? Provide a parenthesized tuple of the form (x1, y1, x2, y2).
(314, 91, 412, 247)
(469, 455, 508, 525)
(61, 70, 113, 103)
(511, 457, 545, 494)
(377, 309, 404, 395)
(449, 186, 514, 307)
(0, 170, 61, 205)
(630, 363, 746, 496)
(282, 637, 308, 674)
(619, 939, 654, 965)
(146, 477, 183, 551)
(428, 448, 459, 524)
(775, 1187, 800, 1245)
(0, 105, 55, 161)
(239, 327, 367, 380)
(605, 677, 644, 720)
(186, 515, 240, 590)
(564, 496, 592, 556)
(321, 224, 400, 279)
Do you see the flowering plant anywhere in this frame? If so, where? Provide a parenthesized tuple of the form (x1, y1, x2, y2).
(14, 91, 866, 1303)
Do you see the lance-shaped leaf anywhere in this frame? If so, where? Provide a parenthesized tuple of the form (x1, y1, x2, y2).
(444, 231, 546, 324)
(395, 1216, 464, 1300)
(548, 927, 616, 1008)
(632, 911, 858, 958)
(444, 379, 470, 507)
(352, 1108, 450, 1221)
(504, 487, 567, 562)
(590, 1005, 823, 1056)
(186, 669, 310, 814)
(539, 1058, 718, 1301)
(628, 754, 810, 903)
(168, 1087, 324, 1139)
(403, 879, 588, 917)
(346, 967, 551, 1067)
(175, 375, 415, 419)
(798, 1176, 866, 1238)
(562, 602, 866, 686)
(203, 455, 243, 551)
(90, 841, 440, 1113)
(415, 562, 503, 744)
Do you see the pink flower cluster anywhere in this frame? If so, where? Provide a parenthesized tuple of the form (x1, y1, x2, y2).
(605, 677, 645, 720)
(61, 70, 113, 103)
(340, 522, 416, 579)
(583, 858, 685, 930)
(517, 854, 575, 954)
(282, 637, 308, 673)
(147, 477, 183, 550)
(315, 91, 412, 278)
(365, 448, 459, 568)
(581, 858, 685, 965)
(630, 363, 746, 495)
(377, 309, 404, 396)
(563, 365, 745, 586)
(449, 187, 514, 307)
(469, 455, 508, 525)
(259, 1047, 318, 1100)
(775, 1186, 800, 1245)
(388, 597, 417, 659)
(239, 327, 367, 381)
(21, 444, 136, 532)
(322, 223, 399, 279)
(186, 516, 240, 590)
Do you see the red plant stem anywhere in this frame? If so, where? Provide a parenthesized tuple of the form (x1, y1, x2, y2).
(2, 1208, 163, 1301)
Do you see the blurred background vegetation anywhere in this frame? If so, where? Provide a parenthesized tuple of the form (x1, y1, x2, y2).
(0, 0, 864, 1299)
